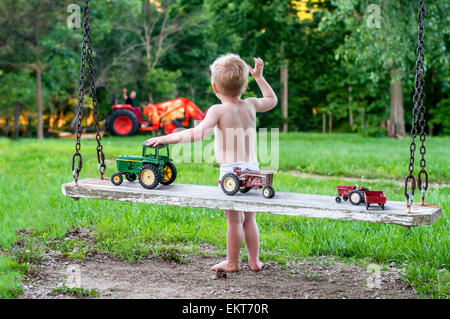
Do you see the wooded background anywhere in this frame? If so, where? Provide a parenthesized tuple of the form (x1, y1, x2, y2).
(0, 0, 448, 139)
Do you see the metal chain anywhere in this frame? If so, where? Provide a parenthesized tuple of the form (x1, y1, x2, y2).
(84, 2, 106, 179)
(72, 0, 106, 184)
(405, 0, 427, 209)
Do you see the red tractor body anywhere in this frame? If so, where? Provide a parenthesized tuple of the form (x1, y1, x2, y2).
(220, 167, 275, 198)
(108, 97, 205, 136)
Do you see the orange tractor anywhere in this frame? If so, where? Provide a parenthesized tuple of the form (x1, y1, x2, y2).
(107, 97, 205, 136)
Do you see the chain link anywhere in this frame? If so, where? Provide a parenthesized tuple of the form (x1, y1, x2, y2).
(71, 0, 106, 184)
(405, 0, 428, 208)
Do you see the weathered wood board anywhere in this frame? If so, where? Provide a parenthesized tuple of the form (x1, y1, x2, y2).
(62, 178, 442, 227)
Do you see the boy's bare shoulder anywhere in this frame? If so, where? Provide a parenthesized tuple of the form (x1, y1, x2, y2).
(244, 97, 259, 109)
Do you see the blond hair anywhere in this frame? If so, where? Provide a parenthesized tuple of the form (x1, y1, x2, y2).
(210, 53, 249, 97)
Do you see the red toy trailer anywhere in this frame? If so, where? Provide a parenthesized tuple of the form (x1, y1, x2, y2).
(336, 184, 369, 205)
(108, 97, 205, 136)
(364, 191, 386, 210)
(220, 167, 275, 198)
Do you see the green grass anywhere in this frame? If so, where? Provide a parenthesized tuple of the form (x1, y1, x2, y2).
(51, 285, 99, 298)
(0, 133, 448, 299)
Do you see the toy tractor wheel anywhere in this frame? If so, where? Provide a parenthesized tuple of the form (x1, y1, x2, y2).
(221, 173, 240, 196)
(262, 186, 275, 199)
(365, 203, 369, 210)
(139, 164, 160, 189)
(126, 173, 137, 182)
(239, 187, 251, 193)
(160, 162, 177, 185)
(335, 196, 342, 203)
(109, 110, 139, 136)
(348, 190, 363, 205)
(111, 173, 123, 186)
(343, 196, 348, 201)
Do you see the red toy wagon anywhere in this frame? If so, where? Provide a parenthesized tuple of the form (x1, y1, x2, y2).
(364, 191, 386, 210)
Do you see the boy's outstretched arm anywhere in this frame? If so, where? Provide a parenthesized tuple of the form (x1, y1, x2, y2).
(247, 57, 278, 112)
(145, 105, 220, 146)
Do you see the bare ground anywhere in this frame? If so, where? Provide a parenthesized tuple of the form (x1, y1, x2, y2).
(18, 248, 416, 299)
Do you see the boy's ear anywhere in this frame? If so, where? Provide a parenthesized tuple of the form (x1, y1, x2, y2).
(212, 82, 219, 94)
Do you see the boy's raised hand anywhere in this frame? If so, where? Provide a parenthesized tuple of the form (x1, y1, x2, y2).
(248, 57, 264, 79)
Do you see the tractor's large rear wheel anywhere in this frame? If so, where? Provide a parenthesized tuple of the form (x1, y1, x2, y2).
(109, 110, 139, 136)
(221, 173, 240, 196)
(349, 190, 363, 205)
(139, 164, 160, 189)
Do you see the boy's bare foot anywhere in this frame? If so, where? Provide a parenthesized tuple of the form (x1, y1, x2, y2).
(248, 260, 264, 272)
(211, 260, 238, 272)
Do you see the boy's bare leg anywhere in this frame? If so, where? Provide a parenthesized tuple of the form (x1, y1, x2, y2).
(243, 212, 264, 272)
(211, 210, 244, 272)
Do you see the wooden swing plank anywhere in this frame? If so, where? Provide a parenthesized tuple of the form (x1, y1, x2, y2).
(62, 178, 441, 227)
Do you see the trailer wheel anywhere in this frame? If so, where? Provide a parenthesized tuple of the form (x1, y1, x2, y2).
(109, 110, 139, 136)
(221, 173, 240, 196)
(349, 190, 363, 205)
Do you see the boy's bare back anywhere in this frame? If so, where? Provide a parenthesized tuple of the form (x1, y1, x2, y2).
(145, 55, 277, 166)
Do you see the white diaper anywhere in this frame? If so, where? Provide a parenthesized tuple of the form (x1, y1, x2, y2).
(218, 162, 260, 184)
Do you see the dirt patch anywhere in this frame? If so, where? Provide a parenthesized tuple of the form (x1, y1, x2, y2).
(19, 249, 416, 299)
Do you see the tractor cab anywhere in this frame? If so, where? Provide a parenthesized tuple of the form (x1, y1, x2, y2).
(142, 143, 170, 160)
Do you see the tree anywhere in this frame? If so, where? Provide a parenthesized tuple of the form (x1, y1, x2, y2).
(319, 0, 449, 137)
(0, 0, 64, 139)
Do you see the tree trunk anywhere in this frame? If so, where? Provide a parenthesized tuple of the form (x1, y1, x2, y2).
(322, 112, 326, 134)
(280, 60, 288, 133)
(3, 106, 10, 136)
(348, 86, 354, 127)
(388, 68, 405, 138)
(13, 103, 23, 139)
(360, 108, 365, 127)
(36, 67, 44, 139)
(328, 112, 333, 133)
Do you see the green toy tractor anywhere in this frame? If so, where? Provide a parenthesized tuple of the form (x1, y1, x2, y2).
(111, 144, 177, 189)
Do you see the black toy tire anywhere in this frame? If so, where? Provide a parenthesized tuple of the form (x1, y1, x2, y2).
(221, 173, 240, 196)
(239, 187, 252, 193)
(126, 173, 137, 182)
(139, 164, 160, 189)
(349, 190, 363, 205)
(111, 173, 123, 186)
(382, 204, 385, 210)
(262, 186, 275, 199)
(160, 162, 177, 185)
(343, 196, 348, 201)
(366, 203, 369, 210)
(335, 196, 342, 203)
(108, 109, 139, 136)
